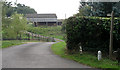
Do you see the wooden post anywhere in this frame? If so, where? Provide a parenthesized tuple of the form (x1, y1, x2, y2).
(20, 33, 21, 40)
(38, 35, 39, 40)
(109, 11, 114, 59)
(32, 33, 33, 40)
(28, 34, 30, 40)
(46, 22, 48, 26)
(39, 35, 40, 41)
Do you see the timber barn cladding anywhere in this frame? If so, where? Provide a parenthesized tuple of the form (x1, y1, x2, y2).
(26, 14, 58, 26)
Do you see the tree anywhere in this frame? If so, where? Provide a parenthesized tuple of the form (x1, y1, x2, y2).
(2, 13, 27, 39)
(2, 0, 37, 39)
(2, 1, 37, 17)
(78, 1, 120, 17)
(76, 5, 91, 16)
(3, 1, 14, 17)
(15, 3, 37, 15)
(11, 13, 27, 39)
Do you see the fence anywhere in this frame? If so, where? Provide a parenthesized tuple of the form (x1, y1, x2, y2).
(3, 31, 55, 42)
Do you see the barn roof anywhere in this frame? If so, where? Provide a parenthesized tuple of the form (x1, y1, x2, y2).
(26, 14, 57, 18)
(27, 18, 57, 22)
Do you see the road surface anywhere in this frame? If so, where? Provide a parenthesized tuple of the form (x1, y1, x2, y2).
(2, 42, 91, 68)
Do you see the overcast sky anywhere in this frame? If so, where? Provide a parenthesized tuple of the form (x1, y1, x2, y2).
(6, 0, 80, 19)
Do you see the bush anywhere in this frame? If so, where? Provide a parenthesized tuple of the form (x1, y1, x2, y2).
(66, 16, 120, 53)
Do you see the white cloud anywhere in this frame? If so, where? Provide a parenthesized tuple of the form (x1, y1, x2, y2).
(6, 0, 80, 19)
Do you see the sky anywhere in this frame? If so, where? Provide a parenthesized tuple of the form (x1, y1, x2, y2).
(6, 0, 80, 19)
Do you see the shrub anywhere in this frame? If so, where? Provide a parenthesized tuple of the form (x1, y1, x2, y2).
(66, 16, 120, 53)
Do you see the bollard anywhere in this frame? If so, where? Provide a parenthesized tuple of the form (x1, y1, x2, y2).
(98, 50, 102, 61)
(79, 46, 82, 54)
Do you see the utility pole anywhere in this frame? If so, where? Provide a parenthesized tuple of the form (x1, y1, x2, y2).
(14, 0, 17, 7)
(90, 0, 93, 16)
(109, 11, 114, 59)
(65, 13, 66, 19)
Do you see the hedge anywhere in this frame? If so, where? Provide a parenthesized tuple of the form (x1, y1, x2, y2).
(66, 16, 120, 53)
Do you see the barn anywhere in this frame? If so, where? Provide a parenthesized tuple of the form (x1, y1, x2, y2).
(26, 14, 61, 26)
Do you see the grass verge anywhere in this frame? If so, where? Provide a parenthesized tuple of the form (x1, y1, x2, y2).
(51, 41, 119, 69)
(2, 40, 40, 48)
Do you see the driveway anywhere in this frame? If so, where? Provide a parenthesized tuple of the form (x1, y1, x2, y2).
(2, 42, 91, 68)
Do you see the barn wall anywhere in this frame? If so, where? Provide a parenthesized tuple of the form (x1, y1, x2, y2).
(37, 22, 46, 26)
(36, 22, 57, 26)
(48, 22, 57, 26)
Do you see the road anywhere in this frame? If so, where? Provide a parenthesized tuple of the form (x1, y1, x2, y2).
(2, 42, 91, 68)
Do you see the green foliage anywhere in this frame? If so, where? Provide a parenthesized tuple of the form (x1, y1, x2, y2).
(78, 2, 120, 17)
(61, 20, 67, 41)
(2, 0, 36, 39)
(27, 26, 65, 40)
(76, 5, 91, 16)
(51, 41, 118, 68)
(66, 16, 120, 53)
(2, 1, 14, 17)
(2, 1, 37, 17)
(15, 3, 37, 15)
(2, 13, 27, 39)
(61, 20, 67, 33)
(11, 13, 27, 33)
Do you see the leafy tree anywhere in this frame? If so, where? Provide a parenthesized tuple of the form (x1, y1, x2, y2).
(3, 1, 14, 17)
(91, 2, 119, 17)
(78, 1, 120, 17)
(2, 13, 27, 39)
(11, 13, 27, 39)
(15, 3, 37, 15)
(2, 1, 37, 17)
(76, 5, 91, 16)
(2, 0, 35, 39)
(2, 17, 15, 39)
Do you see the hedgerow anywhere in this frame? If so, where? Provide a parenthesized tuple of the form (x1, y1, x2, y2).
(66, 16, 120, 53)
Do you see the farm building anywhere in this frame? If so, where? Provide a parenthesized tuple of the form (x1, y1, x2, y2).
(57, 19, 63, 25)
(26, 14, 62, 26)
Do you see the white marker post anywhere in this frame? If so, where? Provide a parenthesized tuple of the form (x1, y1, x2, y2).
(79, 46, 82, 54)
(98, 50, 102, 61)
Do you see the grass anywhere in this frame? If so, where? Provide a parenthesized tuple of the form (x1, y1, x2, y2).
(2, 40, 40, 48)
(27, 26, 65, 40)
(51, 41, 119, 69)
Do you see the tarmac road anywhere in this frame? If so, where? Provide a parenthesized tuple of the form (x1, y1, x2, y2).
(2, 42, 91, 68)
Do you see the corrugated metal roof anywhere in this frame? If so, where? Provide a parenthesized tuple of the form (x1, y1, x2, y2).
(27, 18, 57, 22)
(26, 14, 57, 18)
